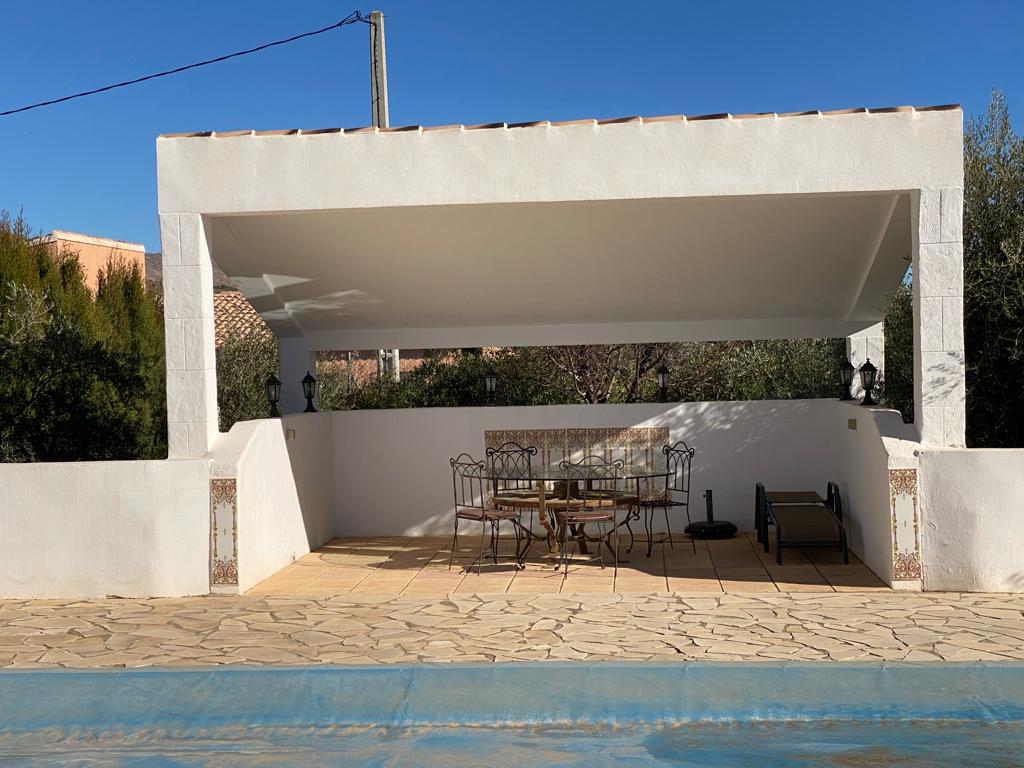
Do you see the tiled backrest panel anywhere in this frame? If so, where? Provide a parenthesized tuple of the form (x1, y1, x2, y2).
(484, 427, 670, 497)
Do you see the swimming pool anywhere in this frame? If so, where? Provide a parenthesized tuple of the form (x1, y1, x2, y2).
(1, 663, 1022, 766)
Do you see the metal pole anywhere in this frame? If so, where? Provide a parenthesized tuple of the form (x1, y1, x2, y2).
(369, 10, 389, 128)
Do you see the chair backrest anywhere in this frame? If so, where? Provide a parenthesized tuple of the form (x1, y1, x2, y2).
(663, 442, 695, 504)
(558, 455, 624, 503)
(485, 441, 536, 494)
(755, 481, 767, 524)
(450, 453, 487, 514)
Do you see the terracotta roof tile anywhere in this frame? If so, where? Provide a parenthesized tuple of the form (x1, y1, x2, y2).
(213, 290, 272, 348)
(158, 104, 961, 139)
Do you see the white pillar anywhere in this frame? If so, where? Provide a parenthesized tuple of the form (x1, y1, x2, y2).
(913, 187, 965, 446)
(846, 323, 884, 400)
(279, 338, 317, 414)
(160, 213, 218, 458)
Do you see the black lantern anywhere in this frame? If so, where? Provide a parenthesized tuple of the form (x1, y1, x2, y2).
(839, 358, 856, 401)
(859, 359, 878, 406)
(484, 371, 497, 404)
(301, 370, 318, 413)
(656, 363, 670, 403)
(264, 375, 281, 418)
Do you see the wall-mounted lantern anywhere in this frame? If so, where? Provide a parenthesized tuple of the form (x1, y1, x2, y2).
(656, 363, 670, 403)
(839, 358, 856, 401)
(484, 371, 497, 404)
(264, 375, 282, 418)
(301, 371, 318, 413)
(859, 359, 879, 406)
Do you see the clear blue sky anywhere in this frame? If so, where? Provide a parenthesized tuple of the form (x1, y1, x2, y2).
(1, 0, 1021, 252)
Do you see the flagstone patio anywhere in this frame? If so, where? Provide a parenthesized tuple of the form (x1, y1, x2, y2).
(1, 591, 1023, 668)
(245, 534, 890, 598)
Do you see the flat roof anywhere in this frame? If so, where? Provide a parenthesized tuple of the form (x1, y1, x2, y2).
(157, 104, 961, 349)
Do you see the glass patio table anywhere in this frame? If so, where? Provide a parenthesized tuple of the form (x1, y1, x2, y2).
(482, 463, 671, 561)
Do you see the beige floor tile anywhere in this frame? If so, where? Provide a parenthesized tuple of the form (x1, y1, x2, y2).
(666, 576, 723, 593)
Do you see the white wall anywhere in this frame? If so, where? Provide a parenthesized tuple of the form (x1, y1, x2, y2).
(330, 400, 839, 537)
(212, 414, 335, 592)
(830, 404, 916, 583)
(919, 449, 1024, 592)
(0, 459, 210, 598)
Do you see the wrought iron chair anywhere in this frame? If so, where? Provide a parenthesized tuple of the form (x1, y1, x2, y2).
(547, 455, 625, 576)
(485, 441, 549, 562)
(637, 442, 696, 556)
(448, 454, 521, 574)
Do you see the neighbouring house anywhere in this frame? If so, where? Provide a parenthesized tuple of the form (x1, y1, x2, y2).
(40, 230, 146, 293)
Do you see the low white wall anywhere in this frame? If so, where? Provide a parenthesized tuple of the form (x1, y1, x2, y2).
(330, 400, 838, 537)
(920, 449, 1024, 592)
(830, 404, 916, 585)
(212, 415, 335, 592)
(0, 459, 210, 598)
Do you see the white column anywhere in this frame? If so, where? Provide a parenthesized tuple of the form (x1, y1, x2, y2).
(846, 323, 884, 400)
(160, 213, 218, 458)
(278, 338, 317, 414)
(913, 187, 965, 446)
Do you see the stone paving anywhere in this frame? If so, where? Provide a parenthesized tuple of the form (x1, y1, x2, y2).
(2, 591, 1023, 668)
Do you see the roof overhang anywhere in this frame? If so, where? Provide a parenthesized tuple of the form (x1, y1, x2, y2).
(156, 107, 962, 349)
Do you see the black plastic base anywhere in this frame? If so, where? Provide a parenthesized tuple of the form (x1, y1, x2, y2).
(685, 521, 738, 540)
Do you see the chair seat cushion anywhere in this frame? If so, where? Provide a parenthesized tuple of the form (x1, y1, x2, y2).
(457, 508, 519, 521)
(492, 495, 545, 508)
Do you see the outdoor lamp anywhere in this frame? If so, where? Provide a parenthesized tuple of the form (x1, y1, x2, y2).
(484, 371, 497, 404)
(301, 371, 318, 413)
(839, 358, 856, 401)
(656, 363, 670, 403)
(264, 375, 282, 418)
(859, 359, 879, 406)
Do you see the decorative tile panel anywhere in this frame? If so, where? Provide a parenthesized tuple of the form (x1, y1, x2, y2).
(889, 468, 922, 581)
(483, 426, 672, 500)
(210, 478, 239, 586)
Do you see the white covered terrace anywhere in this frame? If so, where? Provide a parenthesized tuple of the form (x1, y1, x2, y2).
(150, 105, 986, 596)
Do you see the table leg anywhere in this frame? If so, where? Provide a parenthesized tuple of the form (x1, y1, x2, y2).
(536, 481, 557, 554)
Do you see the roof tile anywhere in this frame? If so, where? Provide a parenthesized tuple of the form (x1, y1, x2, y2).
(157, 104, 962, 139)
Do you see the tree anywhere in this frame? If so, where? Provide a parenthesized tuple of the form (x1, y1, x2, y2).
(962, 90, 1024, 447)
(0, 212, 167, 460)
(882, 281, 914, 422)
(215, 328, 278, 431)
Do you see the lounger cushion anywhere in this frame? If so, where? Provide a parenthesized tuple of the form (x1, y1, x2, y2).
(771, 504, 840, 542)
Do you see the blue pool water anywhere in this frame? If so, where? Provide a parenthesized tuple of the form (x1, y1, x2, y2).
(1, 663, 1022, 766)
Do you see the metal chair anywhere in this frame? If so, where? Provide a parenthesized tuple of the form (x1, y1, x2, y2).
(547, 455, 624, 576)
(485, 441, 549, 562)
(448, 454, 521, 574)
(638, 442, 696, 556)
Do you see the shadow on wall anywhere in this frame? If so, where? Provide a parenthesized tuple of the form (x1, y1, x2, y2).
(280, 413, 336, 551)
(331, 400, 837, 538)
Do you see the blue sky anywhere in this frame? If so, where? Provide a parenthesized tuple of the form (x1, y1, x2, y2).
(1, 0, 1021, 252)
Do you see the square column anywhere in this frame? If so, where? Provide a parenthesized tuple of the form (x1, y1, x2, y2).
(913, 188, 965, 446)
(160, 213, 219, 458)
(278, 338, 317, 414)
(846, 323, 884, 400)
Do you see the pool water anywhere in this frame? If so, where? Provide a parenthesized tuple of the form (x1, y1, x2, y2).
(2, 720, 1022, 767)
(1, 663, 1022, 767)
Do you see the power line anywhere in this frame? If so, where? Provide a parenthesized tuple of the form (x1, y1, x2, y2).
(0, 11, 370, 118)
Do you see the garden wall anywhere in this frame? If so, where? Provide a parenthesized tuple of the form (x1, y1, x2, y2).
(0, 459, 210, 598)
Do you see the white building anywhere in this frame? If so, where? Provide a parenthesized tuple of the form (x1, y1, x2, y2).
(3, 104, 1018, 598)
